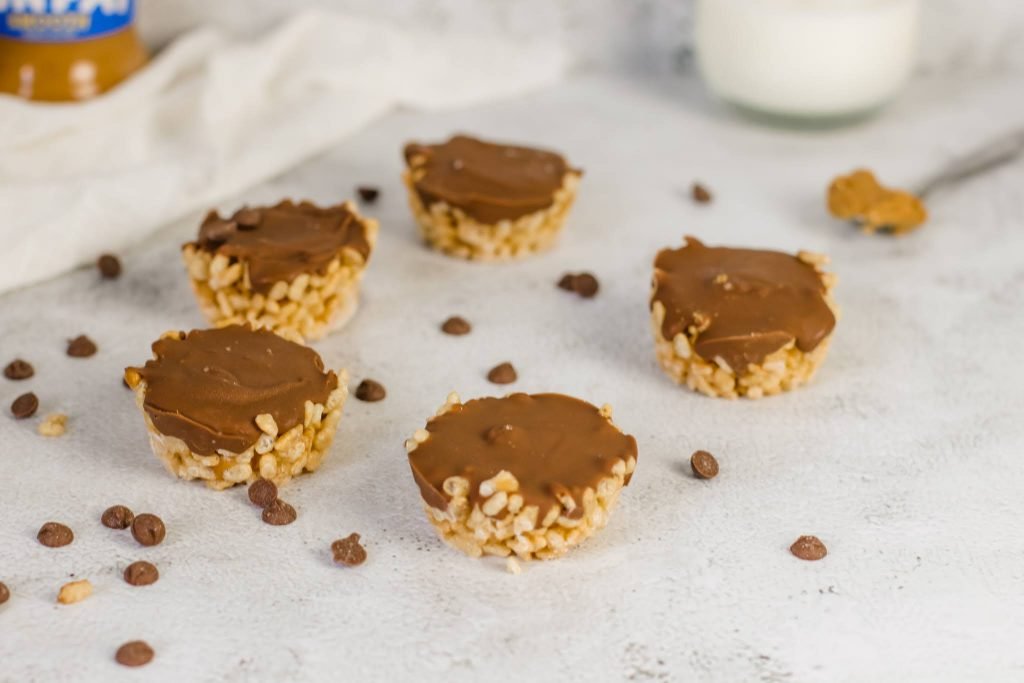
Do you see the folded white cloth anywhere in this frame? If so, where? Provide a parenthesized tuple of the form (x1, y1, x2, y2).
(0, 9, 567, 294)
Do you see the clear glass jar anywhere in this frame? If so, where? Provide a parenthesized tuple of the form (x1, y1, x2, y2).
(695, 0, 921, 126)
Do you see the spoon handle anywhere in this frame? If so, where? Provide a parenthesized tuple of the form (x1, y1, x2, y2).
(916, 126, 1024, 198)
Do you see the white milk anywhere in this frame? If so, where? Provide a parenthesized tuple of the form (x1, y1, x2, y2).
(695, 0, 921, 121)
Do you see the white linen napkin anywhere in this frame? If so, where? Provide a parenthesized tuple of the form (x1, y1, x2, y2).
(0, 9, 568, 294)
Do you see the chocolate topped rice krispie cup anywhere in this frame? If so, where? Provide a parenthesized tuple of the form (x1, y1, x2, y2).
(181, 200, 378, 342)
(402, 134, 582, 260)
(650, 236, 838, 399)
(125, 325, 348, 490)
(406, 392, 638, 561)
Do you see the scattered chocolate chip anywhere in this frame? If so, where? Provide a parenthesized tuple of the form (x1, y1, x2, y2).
(690, 450, 719, 479)
(123, 561, 159, 587)
(37, 522, 74, 548)
(487, 362, 517, 384)
(331, 533, 367, 567)
(355, 379, 386, 402)
(66, 335, 97, 358)
(248, 479, 278, 508)
(234, 207, 262, 228)
(97, 254, 122, 279)
(11, 392, 38, 419)
(131, 514, 166, 547)
(0, 581, 9, 605)
(573, 273, 599, 298)
(790, 535, 828, 561)
(261, 499, 297, 526)
(116, 641, 154, 668)
(356, 186, 380, 203)
(440, 316, 472, 335)
(3, 359, 33, 380)
(557, 272, 599, 298)
(101, 505, 135, 530)
(692, 182, 713, 204)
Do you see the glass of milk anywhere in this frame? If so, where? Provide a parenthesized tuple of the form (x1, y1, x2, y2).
(694, 0, 921, 125)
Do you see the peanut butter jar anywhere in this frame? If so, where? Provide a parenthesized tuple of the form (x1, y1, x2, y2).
(0, 0, 147, 102)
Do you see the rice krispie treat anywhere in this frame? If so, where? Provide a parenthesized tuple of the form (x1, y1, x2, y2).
(402, 134, 582, 260)
(650, 236, 838, 399)
(406, 392, 638, 561)
(124, 325, 347, 490)
(181, 200, 378, 341)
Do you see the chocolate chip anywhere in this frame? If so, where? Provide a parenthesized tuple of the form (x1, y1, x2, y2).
(261, 499, 297, 526)
(331, 533, 367, 567)
(573, 273, 599, 298)
(487, 362, 517, 384)
(234, 208, 261, 229)
(790, 535, 827, 561)
(690, 450, 719, 479)
(37, 522, 74, 548)
(101, 505, 135, 530)
(557, 272, 599, 298)
(3, 359, 33, 380)
(131, 514, 166, 547)
(692, 182, 713, 204)
(115, 641, 154, 667)
(440, 316, 471, 335)
(11, 392, 38, 419)
(97, 253, 122, 279)
(0, 581, 9, 605)
(355, 379, 386, 402)
(123, 561, 159, 586)
(66, 335, 97, 358)
(248, 479, 278, 508)
(356, 186, 380, 203)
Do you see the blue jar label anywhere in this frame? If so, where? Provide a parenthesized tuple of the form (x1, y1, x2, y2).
(1, 0, 135, 42)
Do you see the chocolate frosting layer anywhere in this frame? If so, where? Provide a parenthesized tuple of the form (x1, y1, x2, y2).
(408, 393, 637, 515)
(190, 200, 371, 294)
(652, 237, 835, 372)
(403, 134, 578, 223)
(129, 325, 337, 456)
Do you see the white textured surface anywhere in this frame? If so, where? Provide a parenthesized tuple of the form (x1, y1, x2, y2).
(1, 74, 1023, 682)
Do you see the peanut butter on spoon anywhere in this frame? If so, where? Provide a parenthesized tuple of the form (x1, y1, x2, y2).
(827, 169, 928, 235)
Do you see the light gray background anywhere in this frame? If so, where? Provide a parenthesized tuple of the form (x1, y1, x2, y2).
(138, 0, 1024, 74)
